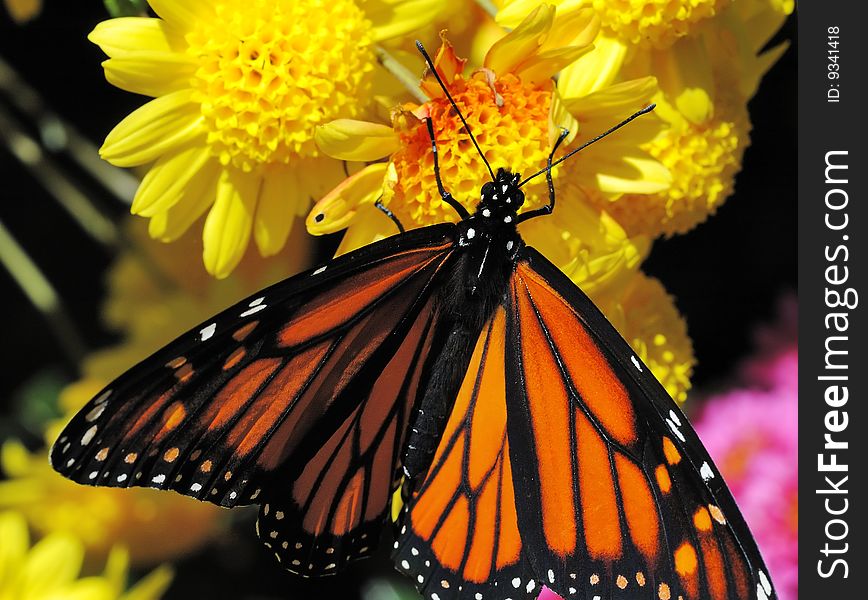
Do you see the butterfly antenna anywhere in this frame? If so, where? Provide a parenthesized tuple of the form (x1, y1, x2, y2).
(518, 104, 656, 188)
(415, 41, 496, 181)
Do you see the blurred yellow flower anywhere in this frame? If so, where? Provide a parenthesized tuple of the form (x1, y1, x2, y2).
(601, 274, 694, 402)
(2, 0, 40, 23)
(0, 219, 312, 566)
(0, 435, 224, 567)
(91, 0, 444, 278)
(498, 0, 729, 50)
(310, 6, 668, 297)
(0, 511, 172, 599)
(517, 0, 792, 238)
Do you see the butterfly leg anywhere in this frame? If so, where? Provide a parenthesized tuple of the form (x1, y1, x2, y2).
(516, 127, 570, 224)
(374, 198, 406, 233)
(425, 117, 471, 221)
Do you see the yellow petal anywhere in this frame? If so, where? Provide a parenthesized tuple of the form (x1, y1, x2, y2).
(307, 163, 388, 235)
(131, 145, 213, 216)
(548, 83, 579, 147)
(366, 0, 446, 41)
(59, 578, 116, 600)
(20, 533, 83, 596)
(315, 119, 399, 161)
(100, 89, 205, 167)
(334, 205, 397, 256)
(89, 17, 186, 57)
(147, 0, 214, 31)
(121, 564, 174, 600)
(652, 38, 714, 125)
(147, 159, 220, 241)
(514, 44, 594, 84)
(593, 151, 672, 194)
(496, 0, 584, 29)
(102, 52, 197, 97)
(543, 6, 598, 50)
(558, 35, 628, 98)
(203, 169, 260, 278)
(485, 4, 554, 76)
(0, 512, 29, 585)
(562, 77, 658, 121)
(254, 166, 300, 256)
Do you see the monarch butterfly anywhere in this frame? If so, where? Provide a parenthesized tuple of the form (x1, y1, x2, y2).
(51, 42, 775, 600)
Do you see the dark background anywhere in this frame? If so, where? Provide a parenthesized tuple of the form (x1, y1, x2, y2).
(0, 3, 796, 598)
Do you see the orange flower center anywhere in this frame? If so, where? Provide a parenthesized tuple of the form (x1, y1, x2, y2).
(385, 72, 560, 226)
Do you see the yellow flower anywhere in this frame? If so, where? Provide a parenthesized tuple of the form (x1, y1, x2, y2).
(92, 0, 445, 278)
(310, 6, 669, 296)
(498, 0, 730, 50)
(0, 511, 172, 599)
(601, 274, 695, 402)
(592, 91, 751, 237)
(0, 435, 225, 567)
(576, 0, 791, 237)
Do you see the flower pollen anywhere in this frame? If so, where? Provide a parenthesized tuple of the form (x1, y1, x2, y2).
(592, 0, 729, 48)
(603, 104, 749, 237)
(186, 0, 375, 172)
(387, 72, 558, 226)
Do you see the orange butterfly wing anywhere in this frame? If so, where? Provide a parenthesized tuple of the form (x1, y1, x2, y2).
(395, 249, 774, 600)
(395, 308, 538, 599)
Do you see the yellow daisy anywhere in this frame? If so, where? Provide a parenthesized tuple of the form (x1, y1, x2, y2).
(0, 511, 172, 600)
(92, 0, 445, 278)
(498, 0, 730, 50)
(592, 0, 793, 237)
(310, 5, 669, 295)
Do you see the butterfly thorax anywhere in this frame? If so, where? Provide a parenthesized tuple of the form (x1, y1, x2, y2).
(454, 168, 524, 299)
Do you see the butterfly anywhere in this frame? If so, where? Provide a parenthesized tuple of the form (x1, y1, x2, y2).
(51, 41, 775, 600)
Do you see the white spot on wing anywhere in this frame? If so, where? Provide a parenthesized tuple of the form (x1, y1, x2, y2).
(526, 580, 536, 593)
(85, 403, 105, 422)
(512, 578, 520, 588)
(700, 462, 715, 481)
(93, 389, 111, 405)
(668, 409, 682, 426)
(240, 297, 267, 317)
(117, 474, 127, 482)
(152, 474, 166, 484)
(200, 323, 217, 341)
(666, 418, 686, 442)
(757, 583, 769, 600)
(631, 355, 643, 372)
(190, 483, 202, 492)
(401, 560, 410, 570)
(759, 570, 772, 595)
(466, 228, 476, 239)
(548, 569, 555, 583)
(313, 265, 327, 275)
(81, 425, 97, 445)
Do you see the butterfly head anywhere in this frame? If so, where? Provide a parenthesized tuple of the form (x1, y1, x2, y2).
(476, 169, 524, 219)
